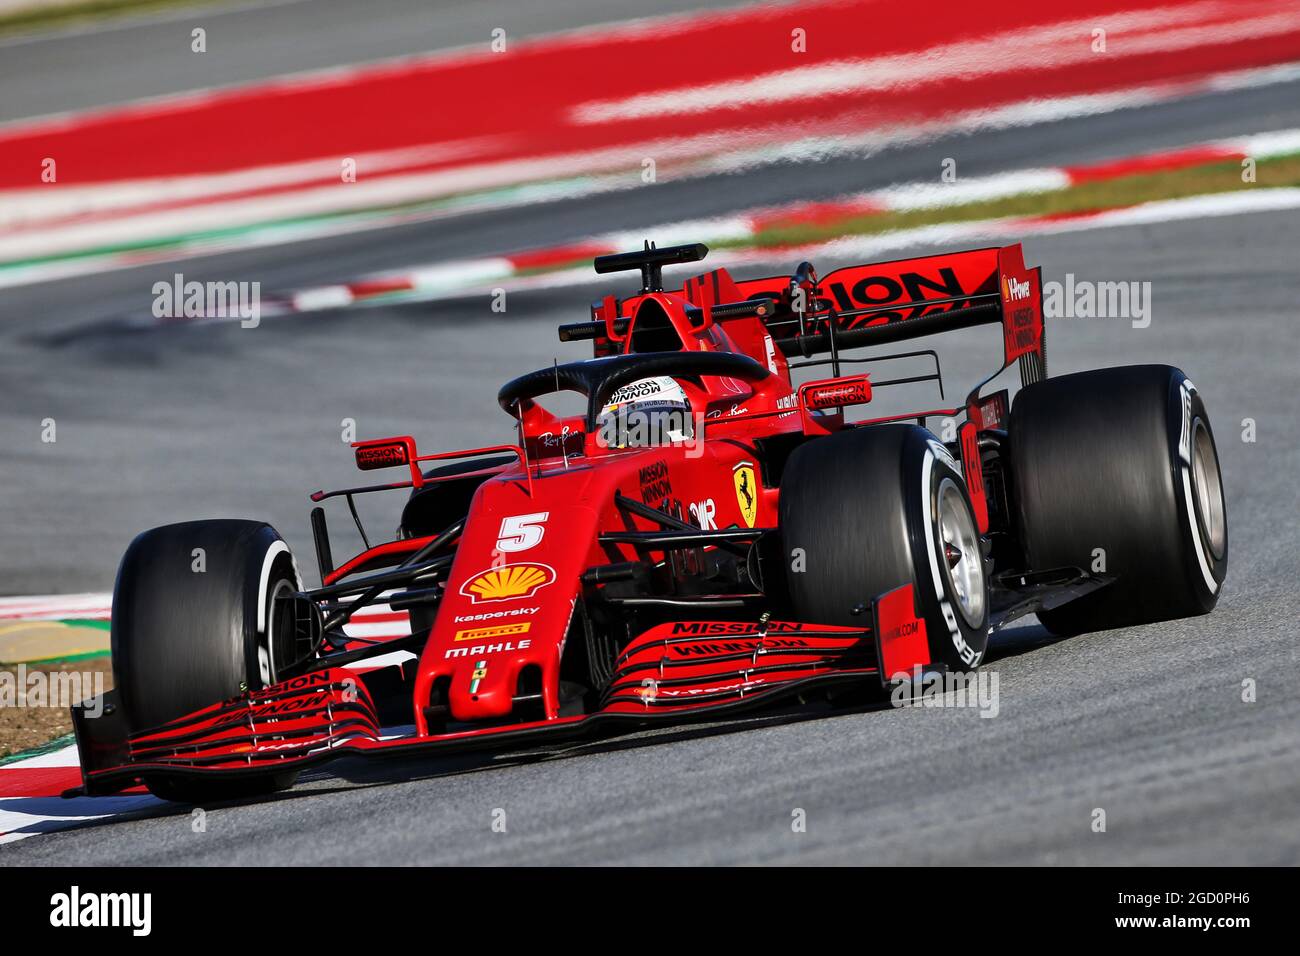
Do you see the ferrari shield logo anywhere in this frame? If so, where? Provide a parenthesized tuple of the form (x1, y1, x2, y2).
(733, 463, 759, 528)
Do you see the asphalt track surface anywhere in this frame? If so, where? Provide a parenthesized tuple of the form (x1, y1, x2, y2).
(2, 5, 1300, 864)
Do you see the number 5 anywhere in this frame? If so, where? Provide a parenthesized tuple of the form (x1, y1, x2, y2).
(497, 512, 548, 552)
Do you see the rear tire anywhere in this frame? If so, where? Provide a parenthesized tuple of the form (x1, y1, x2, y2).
(1008, 365, 1227, 635)
(111, 519, 302, 801)
(779, 424, 990, 671)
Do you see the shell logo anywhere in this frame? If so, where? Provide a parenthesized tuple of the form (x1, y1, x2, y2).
(459, 562, 556, 604)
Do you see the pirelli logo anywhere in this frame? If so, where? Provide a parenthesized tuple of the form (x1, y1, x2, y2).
(454, 622, 531, 642)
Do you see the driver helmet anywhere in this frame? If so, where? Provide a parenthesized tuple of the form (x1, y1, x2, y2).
(596, 376, 694, 448)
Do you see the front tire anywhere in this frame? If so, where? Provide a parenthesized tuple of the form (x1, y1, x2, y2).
(779, 424, 990, 671)
(1008, 365, 1227, 635)
(111, 519, 302, 801)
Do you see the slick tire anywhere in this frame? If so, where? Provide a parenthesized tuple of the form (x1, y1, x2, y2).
(1008, 365, 1227, 635)
(780, 424, 990, 672)
(111, 519, 302, 801)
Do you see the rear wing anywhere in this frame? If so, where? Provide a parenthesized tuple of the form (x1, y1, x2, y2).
(720, 243, 1046, 389)
(687, 244, 1046, 539)
(557, 242, 1046, 388)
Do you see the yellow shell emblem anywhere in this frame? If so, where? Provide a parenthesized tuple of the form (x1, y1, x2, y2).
(460, 563, 555, 603)
(733, 464, 759, 528)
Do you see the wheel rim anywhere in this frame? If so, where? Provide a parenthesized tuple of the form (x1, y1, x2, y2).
(937, 478, 985, 627)
(264, 577, 296, 685)
(1191, 418, 1227, 562)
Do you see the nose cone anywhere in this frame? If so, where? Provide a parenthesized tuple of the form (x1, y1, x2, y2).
(414, 463, 604, 731)
(441, 619, 543, 721)
(448, 650, 517, 721)
(436, 592, 562, 722)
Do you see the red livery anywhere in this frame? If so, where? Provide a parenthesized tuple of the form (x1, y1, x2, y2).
(71, 241, 1227, 801)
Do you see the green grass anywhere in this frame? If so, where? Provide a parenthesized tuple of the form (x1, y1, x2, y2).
(731, 153, 1300, 250)
(0, 732, 75, 765)
(0, 0, 232, 36)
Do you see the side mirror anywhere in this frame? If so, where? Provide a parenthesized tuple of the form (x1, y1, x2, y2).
(353, 436, 416, 471)
(799, 375, 872, 411)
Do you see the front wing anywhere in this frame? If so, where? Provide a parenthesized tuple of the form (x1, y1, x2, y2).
(68, 585, 933, 796)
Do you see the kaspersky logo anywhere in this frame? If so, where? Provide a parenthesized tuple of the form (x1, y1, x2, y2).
(459, 563, 555, 603)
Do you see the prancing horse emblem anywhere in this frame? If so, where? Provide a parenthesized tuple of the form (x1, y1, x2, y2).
(733, 463, 758, 528)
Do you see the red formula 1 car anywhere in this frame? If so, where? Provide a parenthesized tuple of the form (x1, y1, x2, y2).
(71, 241, 1228, 801)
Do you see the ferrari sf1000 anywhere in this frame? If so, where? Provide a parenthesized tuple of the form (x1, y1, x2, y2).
(70, 241, 1228, 801)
